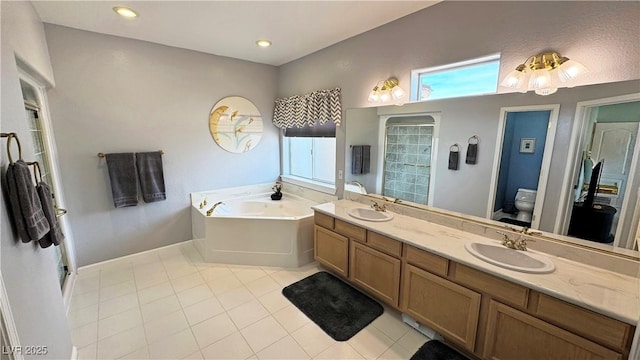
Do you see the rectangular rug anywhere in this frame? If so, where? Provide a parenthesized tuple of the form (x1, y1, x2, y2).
(282, 271, 383, 341)
(411, 340, 468, 360)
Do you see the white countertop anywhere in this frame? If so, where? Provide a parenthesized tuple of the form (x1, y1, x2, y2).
(313, 199, 640, 325)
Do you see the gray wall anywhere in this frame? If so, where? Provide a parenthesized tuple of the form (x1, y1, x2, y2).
(277, 1, 640, 197)
(44, 25, 280, 266)
(0, 2, 73, 359)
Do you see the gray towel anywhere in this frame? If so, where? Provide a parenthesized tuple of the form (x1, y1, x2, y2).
(5, 160, 50, 242)
(136, 152, 166, 203)
(352, 145, 363, 174)
(448, 150, 459, 170)
(466, 143, 478, 164)
(36, 182, 65, 248)
(105, 153, 139, 208)
(362, 145, 371, 174)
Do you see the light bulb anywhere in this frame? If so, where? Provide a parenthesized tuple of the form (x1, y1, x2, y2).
(528, 69, 552, 90)
(500, 69, 526, 89)
(113, 6, 138, 18)
(368, 90, 379, 102)
(391, 85, 405, 99)
(379, 90, 391, 103)
(557, 59, 588, 82)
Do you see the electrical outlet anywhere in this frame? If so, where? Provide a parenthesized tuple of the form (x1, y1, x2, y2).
(338, 170, 343, 180)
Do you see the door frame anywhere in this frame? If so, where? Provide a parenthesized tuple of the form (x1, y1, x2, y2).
(556, 93, 640, 243)
(18, 68, 78, 311)
(486, 104, 560, 229)
(0, 272, 23, 360)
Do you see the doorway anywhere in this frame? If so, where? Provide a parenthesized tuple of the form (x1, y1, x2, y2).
(487, 105, 559, 229)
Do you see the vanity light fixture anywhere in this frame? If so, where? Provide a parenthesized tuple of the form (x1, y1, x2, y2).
(113, 6, 138, 19)
(256, 40, 272, 48)
(500, 52, 588, 96)
(368, 78, 405, 103)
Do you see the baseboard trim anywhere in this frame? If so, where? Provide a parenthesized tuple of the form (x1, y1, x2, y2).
(77, 240, 194, 273)
(70, 346, 77, 360)
(62, 272, 76, 315)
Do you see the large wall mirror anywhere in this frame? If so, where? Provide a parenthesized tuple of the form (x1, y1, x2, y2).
(344, 79, 640, 258)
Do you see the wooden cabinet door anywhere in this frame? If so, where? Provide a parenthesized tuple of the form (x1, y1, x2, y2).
(484, 300, 622, 360)
(401, 264, 480, 351)
(349, 241, 401, 307)
(314, 225, 349, 277)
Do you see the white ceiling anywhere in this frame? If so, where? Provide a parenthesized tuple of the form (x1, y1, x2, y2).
(33, 1, 439, 66)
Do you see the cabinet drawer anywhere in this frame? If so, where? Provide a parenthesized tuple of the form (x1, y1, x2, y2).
(314, 212, 334, 230)
(335, 219, 366, 242)
(404, 245, 448, 277)
(534, 293, 633, 352)
(367, 232, 402, 257)
(452, 264, 528, 308)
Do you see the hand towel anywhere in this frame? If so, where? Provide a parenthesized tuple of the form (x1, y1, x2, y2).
(105, 153, 139, 208)
(362, 145, 371, 174)
(466, 143, 478, 164)
(5, 160, 50, 242)
(36, 182, 65, 248)
(352, 145, 363, 174)
(448, 149, 459, 170)
(136, 151, 166, 203)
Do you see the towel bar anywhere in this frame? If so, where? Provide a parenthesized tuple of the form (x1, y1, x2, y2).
(98, 150, 164, 158)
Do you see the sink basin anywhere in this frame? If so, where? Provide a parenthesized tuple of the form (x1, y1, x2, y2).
(464, 242, 555, 274)
(347, 208, 394, 222)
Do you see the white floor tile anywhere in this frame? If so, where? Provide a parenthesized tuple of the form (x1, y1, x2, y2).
(74, 277, 100, 296)
(100, 280, 136, 302)
(171, 272, 205, 293)
(216, 286, 255, 311)
(315, 342, 364, 360)
(245, 276, 280, 298)
(191, 312, 238, 348)
(99, 293, 139, 319)
(377, 343, 415, 360)
(133, 260, 166, 275)
(70, 290, 99, 311)
(144, 309, 190, 343)
(98, 307, 143, 340)
(164, 260, 199, 279)
(100, 268, 135, 288)
(348, 326, 394, 359)
(137, 282, 175, 305)
(234, 268, 267, 284)
(227, 299, 270, 329)
(256, 335, 309, 360)
(177, 284, 214, 308)
(129, 252, 161, 267)
(141, 295, 182, 322)
(71, 321, 98, 348)
(96, 326, 147, 359)
(77, 343, 97, 360)
(200, 267, 234, 282)
(395, 329, 429, 354)
(240, 316, 288, 353)
(68, 303, 99, 329)
(260, 266, 284, 275)
(200, 332, 254, 360)
(269, 270, 307, 287)
(183, 350, 204, 359)
(206, 275, 243, 295)
(183, 297, 225, 326)
(135, 270, 170, 290)
(148, 328, 200, 360)
(119, 346, 149, 359)
(272, 305, 310, 333)
(370, 310, 411, 341)
(257, 290, 290, 314)
(290, 322, 334, 357)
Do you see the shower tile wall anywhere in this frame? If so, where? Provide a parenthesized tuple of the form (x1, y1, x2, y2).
(383, 125, 433, 204)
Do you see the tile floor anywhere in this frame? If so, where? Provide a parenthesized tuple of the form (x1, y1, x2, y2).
(69, 242, 429, 359)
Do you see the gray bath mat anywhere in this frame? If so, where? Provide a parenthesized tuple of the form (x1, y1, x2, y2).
(410, 340, 467, 360)
(281, 271, 383, 341)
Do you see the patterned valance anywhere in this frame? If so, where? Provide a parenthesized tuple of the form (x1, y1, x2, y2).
(273, 88, 341, 129)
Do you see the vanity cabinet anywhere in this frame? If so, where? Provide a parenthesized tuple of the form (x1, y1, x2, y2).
(484, 300, 622, 360)
(350, 241, 401, 307)
(314, 225, 349, 277)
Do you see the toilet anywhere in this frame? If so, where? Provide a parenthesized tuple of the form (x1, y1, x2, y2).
(514, 188, 537, 223)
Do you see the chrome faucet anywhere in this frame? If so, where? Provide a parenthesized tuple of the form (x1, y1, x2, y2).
(206, 201, 224, 216)
(497, 231, 533, 251)
(347, 180, 366, 193)
(371, 201, 386, 212)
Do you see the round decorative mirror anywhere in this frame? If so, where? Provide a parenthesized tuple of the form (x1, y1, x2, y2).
(209, 96, 263, 153)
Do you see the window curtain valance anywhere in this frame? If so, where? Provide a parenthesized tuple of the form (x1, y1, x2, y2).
(272, 88, 342, 130)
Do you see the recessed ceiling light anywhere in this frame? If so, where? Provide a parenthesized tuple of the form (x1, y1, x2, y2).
(113, 6, 138, 19)
(256, 40, 272, 48)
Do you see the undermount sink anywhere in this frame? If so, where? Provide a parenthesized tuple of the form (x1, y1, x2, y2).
(347, 208, 394, 222)
(464, 242, 555, 274)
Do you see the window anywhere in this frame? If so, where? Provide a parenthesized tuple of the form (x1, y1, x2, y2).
(283, 137, 336, 186)
(411, 54, 500, 101)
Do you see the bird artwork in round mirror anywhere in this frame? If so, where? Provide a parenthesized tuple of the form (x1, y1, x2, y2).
(209, 96, 263, 153)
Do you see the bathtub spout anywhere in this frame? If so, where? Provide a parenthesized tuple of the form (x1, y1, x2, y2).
(199, 197, 208, 209)
(206, 201, 224, 216)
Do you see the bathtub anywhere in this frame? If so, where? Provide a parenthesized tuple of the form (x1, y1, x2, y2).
(191, 190, 317, 267)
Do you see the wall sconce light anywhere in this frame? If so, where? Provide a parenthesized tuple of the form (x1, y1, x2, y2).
(368, 78, 405, 103)
(500, 52, 588, 96)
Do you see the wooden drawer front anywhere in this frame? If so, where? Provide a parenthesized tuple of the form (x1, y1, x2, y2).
(404, 245, 449, 277)
(535, 293, 633, 352)
(335, 219, 366, 242)
(484, 301, 622, 360)
(402, 264, 480, 351)
(314, 226, 349, 278)
(314, 212, 334, 230)
(453, 264, 528, 308)
(367, 231, 402, 257)
(349, 242, 401, 307)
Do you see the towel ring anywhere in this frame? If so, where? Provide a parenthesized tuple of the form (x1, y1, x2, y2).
(468, 135, 479, 144)
(6, 133, 22, 164)
(450, 144, 460, 152)
(27, 161, 43, 184)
